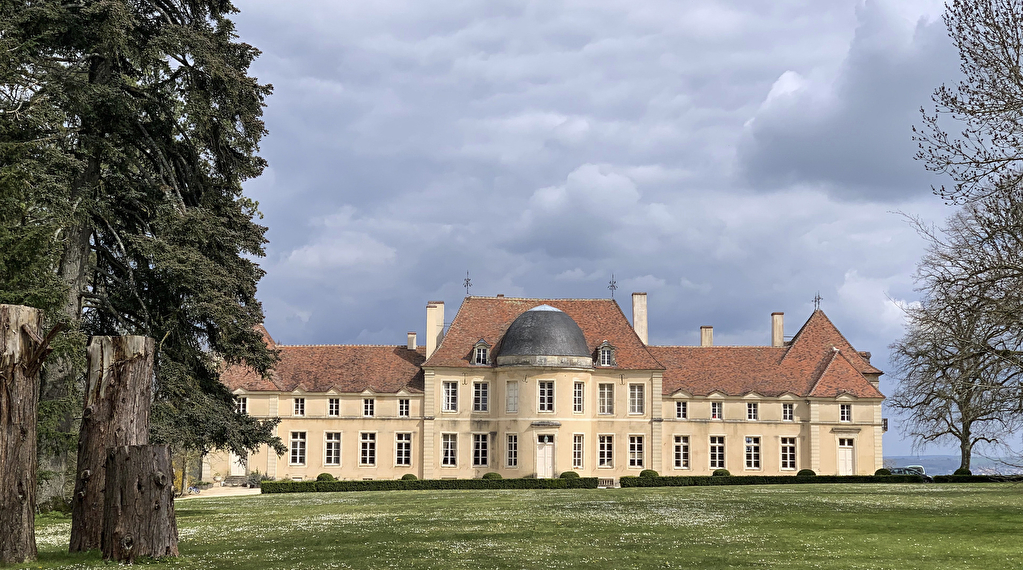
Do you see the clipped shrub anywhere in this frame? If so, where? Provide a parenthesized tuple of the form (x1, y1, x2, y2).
(262, 477, 600, 494)
(482, 472, 502, 480)
(559, 471, 581, 478)
(953, 468, 972, 476)
(796, 469, 817, 478)
(317, 473, 336, 482)
(401, 473, 418, 480)
(640, 469, 659, 478)
(712, 469, 730, 477)
(874, 468, 892, 476)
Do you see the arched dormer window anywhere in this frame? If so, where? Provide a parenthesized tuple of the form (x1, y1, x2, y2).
(472, 339, 491, 365)
(596, 340, 616, 367)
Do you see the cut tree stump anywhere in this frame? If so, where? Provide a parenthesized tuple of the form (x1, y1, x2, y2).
(0, 305, 44, 564)
(70, 336, 155, 552)
(102, 445, 179, 562)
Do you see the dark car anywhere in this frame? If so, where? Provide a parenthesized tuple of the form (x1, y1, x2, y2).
(890, 466, 933, 482)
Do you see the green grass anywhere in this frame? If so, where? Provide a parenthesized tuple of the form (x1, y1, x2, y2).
(19, 484, 1023, 569)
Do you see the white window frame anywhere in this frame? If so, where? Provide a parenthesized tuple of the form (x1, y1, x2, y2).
(324, 431, 342, 466)
(599, 347, 613, 367)
(473, 382, 489, 412)
(782, 402, 794, 421)
(506, 381, 519, 413)
(780, 437, 797, 470)
(289, 431, 307, 466)
(398, 398, 410, 417)
(628, 434, 644, 468)
(598, 383, 614, 415)
(235, 397, 247, 414)
(709, 435, 725, 469)
(676, 401, 687, 419)
(293, 397, 305, 417)
(598, 434, 614, 468)
(363, 398, 375, 418)
(442, 381, 458, 413)
(395, 432, 412, 466)
(572, 433, 584, 469)
(747, 402, 758, 421)
(840, 403, 852, 423)
(360, 432, 376, 466)
(673, 435, 690, 469)
(538, 380, 554, 413)
(441, 433, 458, 467)
(744, 436, 761, 470)
(328, 397, 340, 417)
(573, 382, 584, 414)
(506, 433, 518, 468)
(472, 433, 489, 467)
(628, 384, 645, 415)
(473, 346, 489, 365)
(711, 401, 723, 420)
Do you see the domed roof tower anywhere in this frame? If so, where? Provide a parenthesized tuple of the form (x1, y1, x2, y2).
(496, 305, 592, 368)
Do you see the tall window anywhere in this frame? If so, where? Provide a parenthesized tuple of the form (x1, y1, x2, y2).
(629, 384, 645, 414)
(840, 404, 852, 422)
(442, 434, 457, 466)
(473, 346, 489, 365)
(745, 436, 761, 469)
(472, 433, 489, 467)
(363, 398, 375, 417)
(538, 381, 554, 412)
(395, 433, 412, 466)
(598, 435, 614, 467)
(710, 436, 725, 469)
(290, 432, 306, 465)
(674, 435, 690, 469)
(573, 382, 584, 413)
(293, 398, 305, 416)
(781, 437, 797, 470)
(398, 398, 410, 417)
(506, 434, 518, 468)
(443, 382, 458, 412)
(325, 432, 341, 466)
(711, 401, 723, 419)
(783, 402, 794, 421)
(506, 381, 519, 413)
(235, 397, 247, 414)
(328, 398, 340, 417)
(598, 384, 614, 415)
(629, 435, 644, 468)
(676, 401, 687, 419)
(360, 433, 376, 466)
(473, 382, 489, 412)
(599, 347, 613, 366)
(572, 434, 584, 469)
(747, 402, 758, 421)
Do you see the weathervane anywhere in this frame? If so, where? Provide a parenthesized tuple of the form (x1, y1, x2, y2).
(463, 271, 472, 296)
(813, 291, 823, 310)
(608, 273, 618, 299)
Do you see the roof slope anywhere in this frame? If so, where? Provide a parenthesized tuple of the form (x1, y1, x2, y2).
(424, 297, 662, 369)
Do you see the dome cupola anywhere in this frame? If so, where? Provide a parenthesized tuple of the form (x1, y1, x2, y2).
(496, 305, 592, 368)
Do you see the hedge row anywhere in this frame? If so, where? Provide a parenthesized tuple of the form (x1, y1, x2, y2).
(261, 477, 599, 494)
(932, 474, 1023, 483)
(618, 474, 925, 487)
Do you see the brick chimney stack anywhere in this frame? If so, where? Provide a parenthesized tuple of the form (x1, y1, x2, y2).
(631, 292, 648, 345)
(772, 312, 784, 347)
(700, 326, 713, 347)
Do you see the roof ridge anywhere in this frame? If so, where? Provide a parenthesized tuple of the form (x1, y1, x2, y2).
(651, 345, 786, 349)
(467, 296, 618, 302)
(807, 347, 840, 395)
(278, 343, 415, 348)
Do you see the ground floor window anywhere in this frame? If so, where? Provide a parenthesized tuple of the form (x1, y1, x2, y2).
(290, 432, 306, 465)
(442, 433, 457, 466)
(710, 436, 725, 469)
(324, 432, 341, 466)
(473, 433, 489, 467)
(745, 436, 761, 469)
(629, 435, 644, 468)
(781, 437, 797, 470)
(360, 433, 376, 466)
(506, 434, 518, 468)
(674, 435, 690, 469)
(598, 434, 614, 468)
(395, 433, 412, 466)
(572, 434, 584, 469)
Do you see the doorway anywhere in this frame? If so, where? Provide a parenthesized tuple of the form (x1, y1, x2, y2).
(229, 453, 247, 477)
(838, 438, 855, 475)
(536, 434, 555, 478)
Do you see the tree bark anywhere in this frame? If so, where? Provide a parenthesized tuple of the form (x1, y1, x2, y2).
(0, 305, 44, 564)
(70, 336, 155, 552)
(960, 425, 973, 472)
(102, 445, 179, 562)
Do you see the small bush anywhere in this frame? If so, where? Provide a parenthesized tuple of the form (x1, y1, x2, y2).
(640, 469, 659, 478)
(796, 469, 817, 478)
(874, 468, 892, 476)
(482, 472, 502, 480)
(712, 469, 730, 477)
(247, 470, 273, 488)
(316, 473, 336, 482)
(559, 471, 580, 478)
(401, 473, 418, 480)
(953, 468, 972, 476)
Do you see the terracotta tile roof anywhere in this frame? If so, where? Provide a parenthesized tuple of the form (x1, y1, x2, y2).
(424, 297, 663, 370)
(808, 349, 883, 398)
(783, 310, 882, 375)
(222, 344, 425, 394)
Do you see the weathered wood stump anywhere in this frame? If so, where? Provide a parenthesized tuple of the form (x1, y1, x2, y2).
(70, 336, 155, 552)
(102, 445, 179, 562)
(0, 305, 44, 564)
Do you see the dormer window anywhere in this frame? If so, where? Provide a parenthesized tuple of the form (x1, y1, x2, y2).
(472, 340, 491, 365)
(596, 341, 615, 367)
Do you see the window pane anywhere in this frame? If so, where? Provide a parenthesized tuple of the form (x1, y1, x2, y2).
(506, 381, 519, 413)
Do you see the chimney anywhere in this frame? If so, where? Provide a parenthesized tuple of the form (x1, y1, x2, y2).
(407, 332, 417, 351)
(631, 292, 648, 345)
(426, 301, 445, 359)
(772, 312, 784, 347)
(700, 326, 713, 347)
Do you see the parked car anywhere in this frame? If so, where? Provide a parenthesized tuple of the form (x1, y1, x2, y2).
(890, 466, 933, 482)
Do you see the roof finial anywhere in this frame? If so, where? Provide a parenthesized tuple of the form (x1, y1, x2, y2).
(608, 273, 618, 299)
(463, 271, 472, 296)
(813, 291, 823, 310)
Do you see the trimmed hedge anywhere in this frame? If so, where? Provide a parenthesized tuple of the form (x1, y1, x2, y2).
(261, 477, 599, 494)
(933, 474, 1023, 483)
(619, 474, 925, 488)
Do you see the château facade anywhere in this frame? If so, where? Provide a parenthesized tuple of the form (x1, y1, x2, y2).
(209, 294, 884, 482)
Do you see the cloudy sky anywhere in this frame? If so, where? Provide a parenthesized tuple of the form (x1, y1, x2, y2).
(233, 0, 961, 455)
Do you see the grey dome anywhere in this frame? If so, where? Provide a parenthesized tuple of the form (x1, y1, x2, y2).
(496, 305, 592, 368)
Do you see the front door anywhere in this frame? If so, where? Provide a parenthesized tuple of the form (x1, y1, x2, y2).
(536, 434, 554, 478)
(838, 439, 855, 475)
(229, 453, 247, 477)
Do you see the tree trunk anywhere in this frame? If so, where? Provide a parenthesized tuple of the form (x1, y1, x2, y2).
(0, 305, 44, 564)
(959, 430, 972, 472)
(70, 336, 155, 552)
(102, 445, 179, 562)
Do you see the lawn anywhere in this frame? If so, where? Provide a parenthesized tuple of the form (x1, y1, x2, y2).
(21, 484, 1023, 569)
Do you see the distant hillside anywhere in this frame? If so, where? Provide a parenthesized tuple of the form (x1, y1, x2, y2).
(885, 455, 1023, 475)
